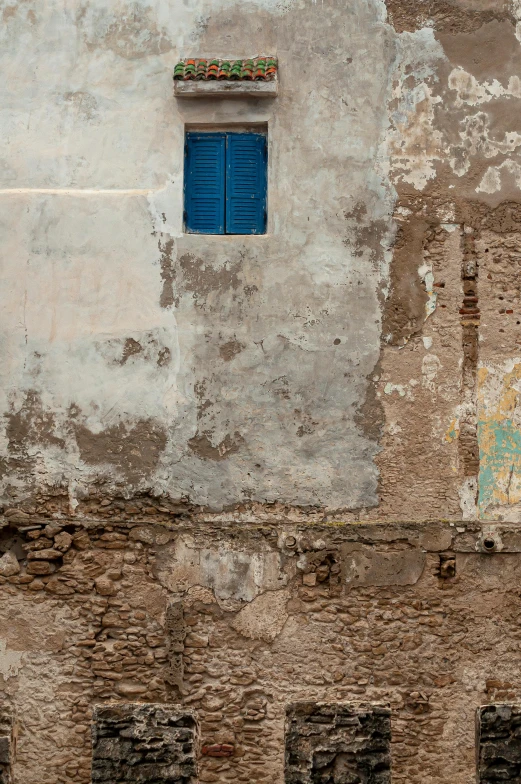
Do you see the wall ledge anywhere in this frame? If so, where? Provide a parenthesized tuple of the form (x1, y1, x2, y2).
(174, 79, 278, 98)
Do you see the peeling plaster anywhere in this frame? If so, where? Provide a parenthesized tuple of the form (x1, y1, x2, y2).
(0, 639, 23, 681)
(388, 28, 446, 190)
(477, 161, 521, 194)
(449, 68, 521, 107)
(156, 536, 286, 602)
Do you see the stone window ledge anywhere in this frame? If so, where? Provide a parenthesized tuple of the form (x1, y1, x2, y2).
(174, 80, 278, 98)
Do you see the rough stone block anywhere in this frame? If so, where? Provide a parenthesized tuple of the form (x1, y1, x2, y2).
(343, 548, 426, 587)
(477, 705, 521, 783)
(166, 602, 186, 694)
(92, 703, 197, 784)
(285, 702, 391, 784)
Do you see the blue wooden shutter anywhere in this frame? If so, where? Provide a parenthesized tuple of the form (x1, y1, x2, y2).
(225, 133, 267, 235)
(184, 133, 225, 234)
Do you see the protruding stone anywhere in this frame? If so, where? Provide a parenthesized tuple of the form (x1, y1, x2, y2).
(129, 526, 156, 544)
(202, 743, 234, 757)
(114, 681, 148, 697)
(72, 531, 91, 550)
(95, 576, 116, 596)
(53, 532, 73, 552)
(44, 523, 63, 538)
(26, 560, 56, 575)
(27, 549, 62, 560)
(44, 577, 75, 595)
(0, 552, 20, 578)
(101, 613, 123, 627)
(184, 632, 208, 648)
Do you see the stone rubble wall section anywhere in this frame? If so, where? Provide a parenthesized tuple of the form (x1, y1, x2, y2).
(285, 702, 391, 784)
(3, 517, 521, 783)
(91, 703, 197, 784)
(477, 705, 521, 784)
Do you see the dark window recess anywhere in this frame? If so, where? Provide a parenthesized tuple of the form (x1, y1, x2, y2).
(184, 132, 267, 235)
(478, 705, 521, 783)
(91, 704, 197, 784)
(0, 705, 14, 784)
(285, 702, 391, 784)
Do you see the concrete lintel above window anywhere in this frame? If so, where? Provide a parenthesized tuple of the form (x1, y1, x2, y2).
(174, 80, 278, 98)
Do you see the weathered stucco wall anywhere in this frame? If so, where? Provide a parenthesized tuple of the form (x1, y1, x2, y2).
(1, 0, 394, 513)
(3, 0, 521, 521)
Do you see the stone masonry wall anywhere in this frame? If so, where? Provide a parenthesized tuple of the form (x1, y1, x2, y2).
(2, 515, 521, 783)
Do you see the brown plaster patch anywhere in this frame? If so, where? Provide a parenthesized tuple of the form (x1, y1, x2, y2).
(6, 391, 65, 451)
(355, 363, 385, 445)
(75, 419, 167, 483)
(159, 238, 176, 309)
(188, 431, 245, 461)
(120, 338, 143, 365)
(98, 331, 171, 368)
(219, 340, 245, 362)
(459, 200, 521, 233)
(157, 347, 171, 367)
(3, 5, 16, 21)
(439, 19, 521, 80)
(385, 0, 512, 34)
(178, 253, 241, 301)
(382, 216, 430, 346)
(63, 91, 98, 121)
(344, 203, 388, 263)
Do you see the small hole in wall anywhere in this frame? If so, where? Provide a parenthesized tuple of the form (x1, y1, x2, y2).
(483, 537, 496, 551)
(438, 553, 456, 579)
(333, 338, 341, 345)
(485, 248, 489, 253)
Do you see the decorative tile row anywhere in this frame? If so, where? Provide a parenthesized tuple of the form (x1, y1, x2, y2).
(174, 57, 277, 81)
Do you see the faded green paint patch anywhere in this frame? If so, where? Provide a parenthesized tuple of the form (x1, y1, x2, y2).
(477, 361, 521, 518)
(478, 421, 521, 514)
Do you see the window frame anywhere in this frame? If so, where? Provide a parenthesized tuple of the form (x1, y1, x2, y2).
(183, 129, 268, 236)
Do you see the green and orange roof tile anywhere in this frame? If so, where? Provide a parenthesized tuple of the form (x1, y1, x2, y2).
(173, 57, 277, 81)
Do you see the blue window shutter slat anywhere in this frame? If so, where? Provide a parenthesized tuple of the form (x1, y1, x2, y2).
(225, 134, 267, 235)
(185, 133, 225, 234)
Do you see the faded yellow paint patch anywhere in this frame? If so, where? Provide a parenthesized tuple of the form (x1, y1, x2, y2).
(445, 418, 459, 443)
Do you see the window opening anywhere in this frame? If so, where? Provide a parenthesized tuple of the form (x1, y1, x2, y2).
(184, 131, 267, 235)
